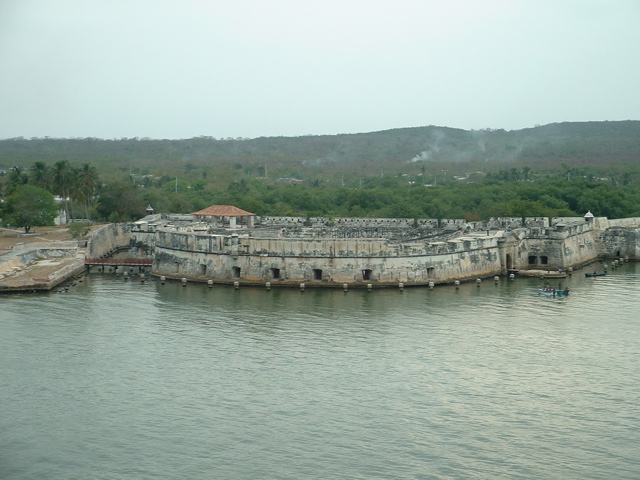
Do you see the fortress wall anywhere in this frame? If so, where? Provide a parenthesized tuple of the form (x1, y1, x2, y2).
(488, 217, 523, 229)
(140, 214, 640, 287)
(151, 231, 504, 285)
(600, 217, 640, 229)
(151, 246, 503, 285)
(524, 217, 549, 228)
(86, 223, 131, 258)
(154, 231, 501, 259)
(417, 219, 438, 227)
(259, 216, 306, 226)
(597, 228, 640, 259)
(523, 228, 598, 268)
(552, 216, 585, 225)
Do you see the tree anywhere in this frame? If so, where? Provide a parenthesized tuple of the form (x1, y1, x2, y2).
(53, 160, 74, 222)
(2, 185, 58, 233)
(30, 162, 52, 190)
(96, 182, 145, 222)
(6, 166, 29, 194)
(75, 163, 99, 219)
(68, 222, 92, 240)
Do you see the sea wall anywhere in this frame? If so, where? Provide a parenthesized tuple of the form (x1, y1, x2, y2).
(151, 230, 505, 286)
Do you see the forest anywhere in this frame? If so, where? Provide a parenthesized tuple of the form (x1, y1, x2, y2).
(1, 121, 640, 225)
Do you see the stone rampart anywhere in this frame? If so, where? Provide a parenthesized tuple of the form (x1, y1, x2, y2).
(151, 229, 505, 286)
(597, 227, 640, 259)
(119, 213, 640, 288)
(86, 223, 131, 258)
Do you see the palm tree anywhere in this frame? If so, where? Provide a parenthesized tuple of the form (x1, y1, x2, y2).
(7, 166, 29, 194)
(30, 162, 52, 191)
(53, 160, 74, 223)
(76, 163, 99, 220)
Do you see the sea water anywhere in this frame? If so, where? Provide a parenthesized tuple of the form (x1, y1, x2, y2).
(1, 264, 639, 479)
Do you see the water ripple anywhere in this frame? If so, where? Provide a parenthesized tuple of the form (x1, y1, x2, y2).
(2, 265, 639, 479)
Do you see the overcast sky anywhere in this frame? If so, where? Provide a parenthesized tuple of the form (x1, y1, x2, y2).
(1, 0, 639, 140)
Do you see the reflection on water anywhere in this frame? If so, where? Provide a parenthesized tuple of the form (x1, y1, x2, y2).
(2, 264, 639, 479)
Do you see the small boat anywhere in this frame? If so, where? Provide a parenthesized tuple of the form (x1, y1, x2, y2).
(538, 288, 570, 296)
(585, 272, 606, 277)
(539, 272, 568, 279)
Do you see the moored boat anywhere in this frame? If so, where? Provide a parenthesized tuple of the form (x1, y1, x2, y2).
(585, 272, 606, 277)
(538, 288, 570, 296)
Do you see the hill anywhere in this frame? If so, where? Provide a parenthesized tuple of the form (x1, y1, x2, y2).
(1, 121, 639, 183)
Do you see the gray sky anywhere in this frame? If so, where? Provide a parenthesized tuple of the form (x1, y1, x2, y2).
(1, 0, 639, 140)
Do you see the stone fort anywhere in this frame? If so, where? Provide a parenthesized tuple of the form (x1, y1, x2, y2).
(87, 205, 640, 288)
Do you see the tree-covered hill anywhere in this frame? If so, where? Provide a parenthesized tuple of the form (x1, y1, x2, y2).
(2, 121, 640, 224)
(1, 121, 639, 182)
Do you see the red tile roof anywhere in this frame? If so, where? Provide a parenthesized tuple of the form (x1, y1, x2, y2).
(192, 205, 255, 216)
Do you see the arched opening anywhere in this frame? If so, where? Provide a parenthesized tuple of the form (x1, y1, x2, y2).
(362, 269, 372, 281)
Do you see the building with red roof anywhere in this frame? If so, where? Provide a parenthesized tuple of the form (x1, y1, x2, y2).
(192, 205, 255, 228)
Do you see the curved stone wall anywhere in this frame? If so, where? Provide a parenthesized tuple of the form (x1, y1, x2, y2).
(151, 230, 505, 286)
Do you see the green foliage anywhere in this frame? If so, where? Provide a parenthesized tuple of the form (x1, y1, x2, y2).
(96, 183, 145, 222)
(2, 185, 58, 233)
(3, 122, 640, 222)
(68, 222, 92, 240)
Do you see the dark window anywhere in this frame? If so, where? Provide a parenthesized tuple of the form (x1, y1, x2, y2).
(540, 256, 548, 265)
(232, 266, 241, 278)
(200, 264, 207, 275)
(271, 268, 280, 279)
(313, 269, 323, 280)
(362, 269, 372, 281)
(427, 267, 435, 279)
(528, 255, 537, 265)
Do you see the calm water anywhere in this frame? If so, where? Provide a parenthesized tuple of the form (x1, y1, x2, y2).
(2, 265, 640, 479)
